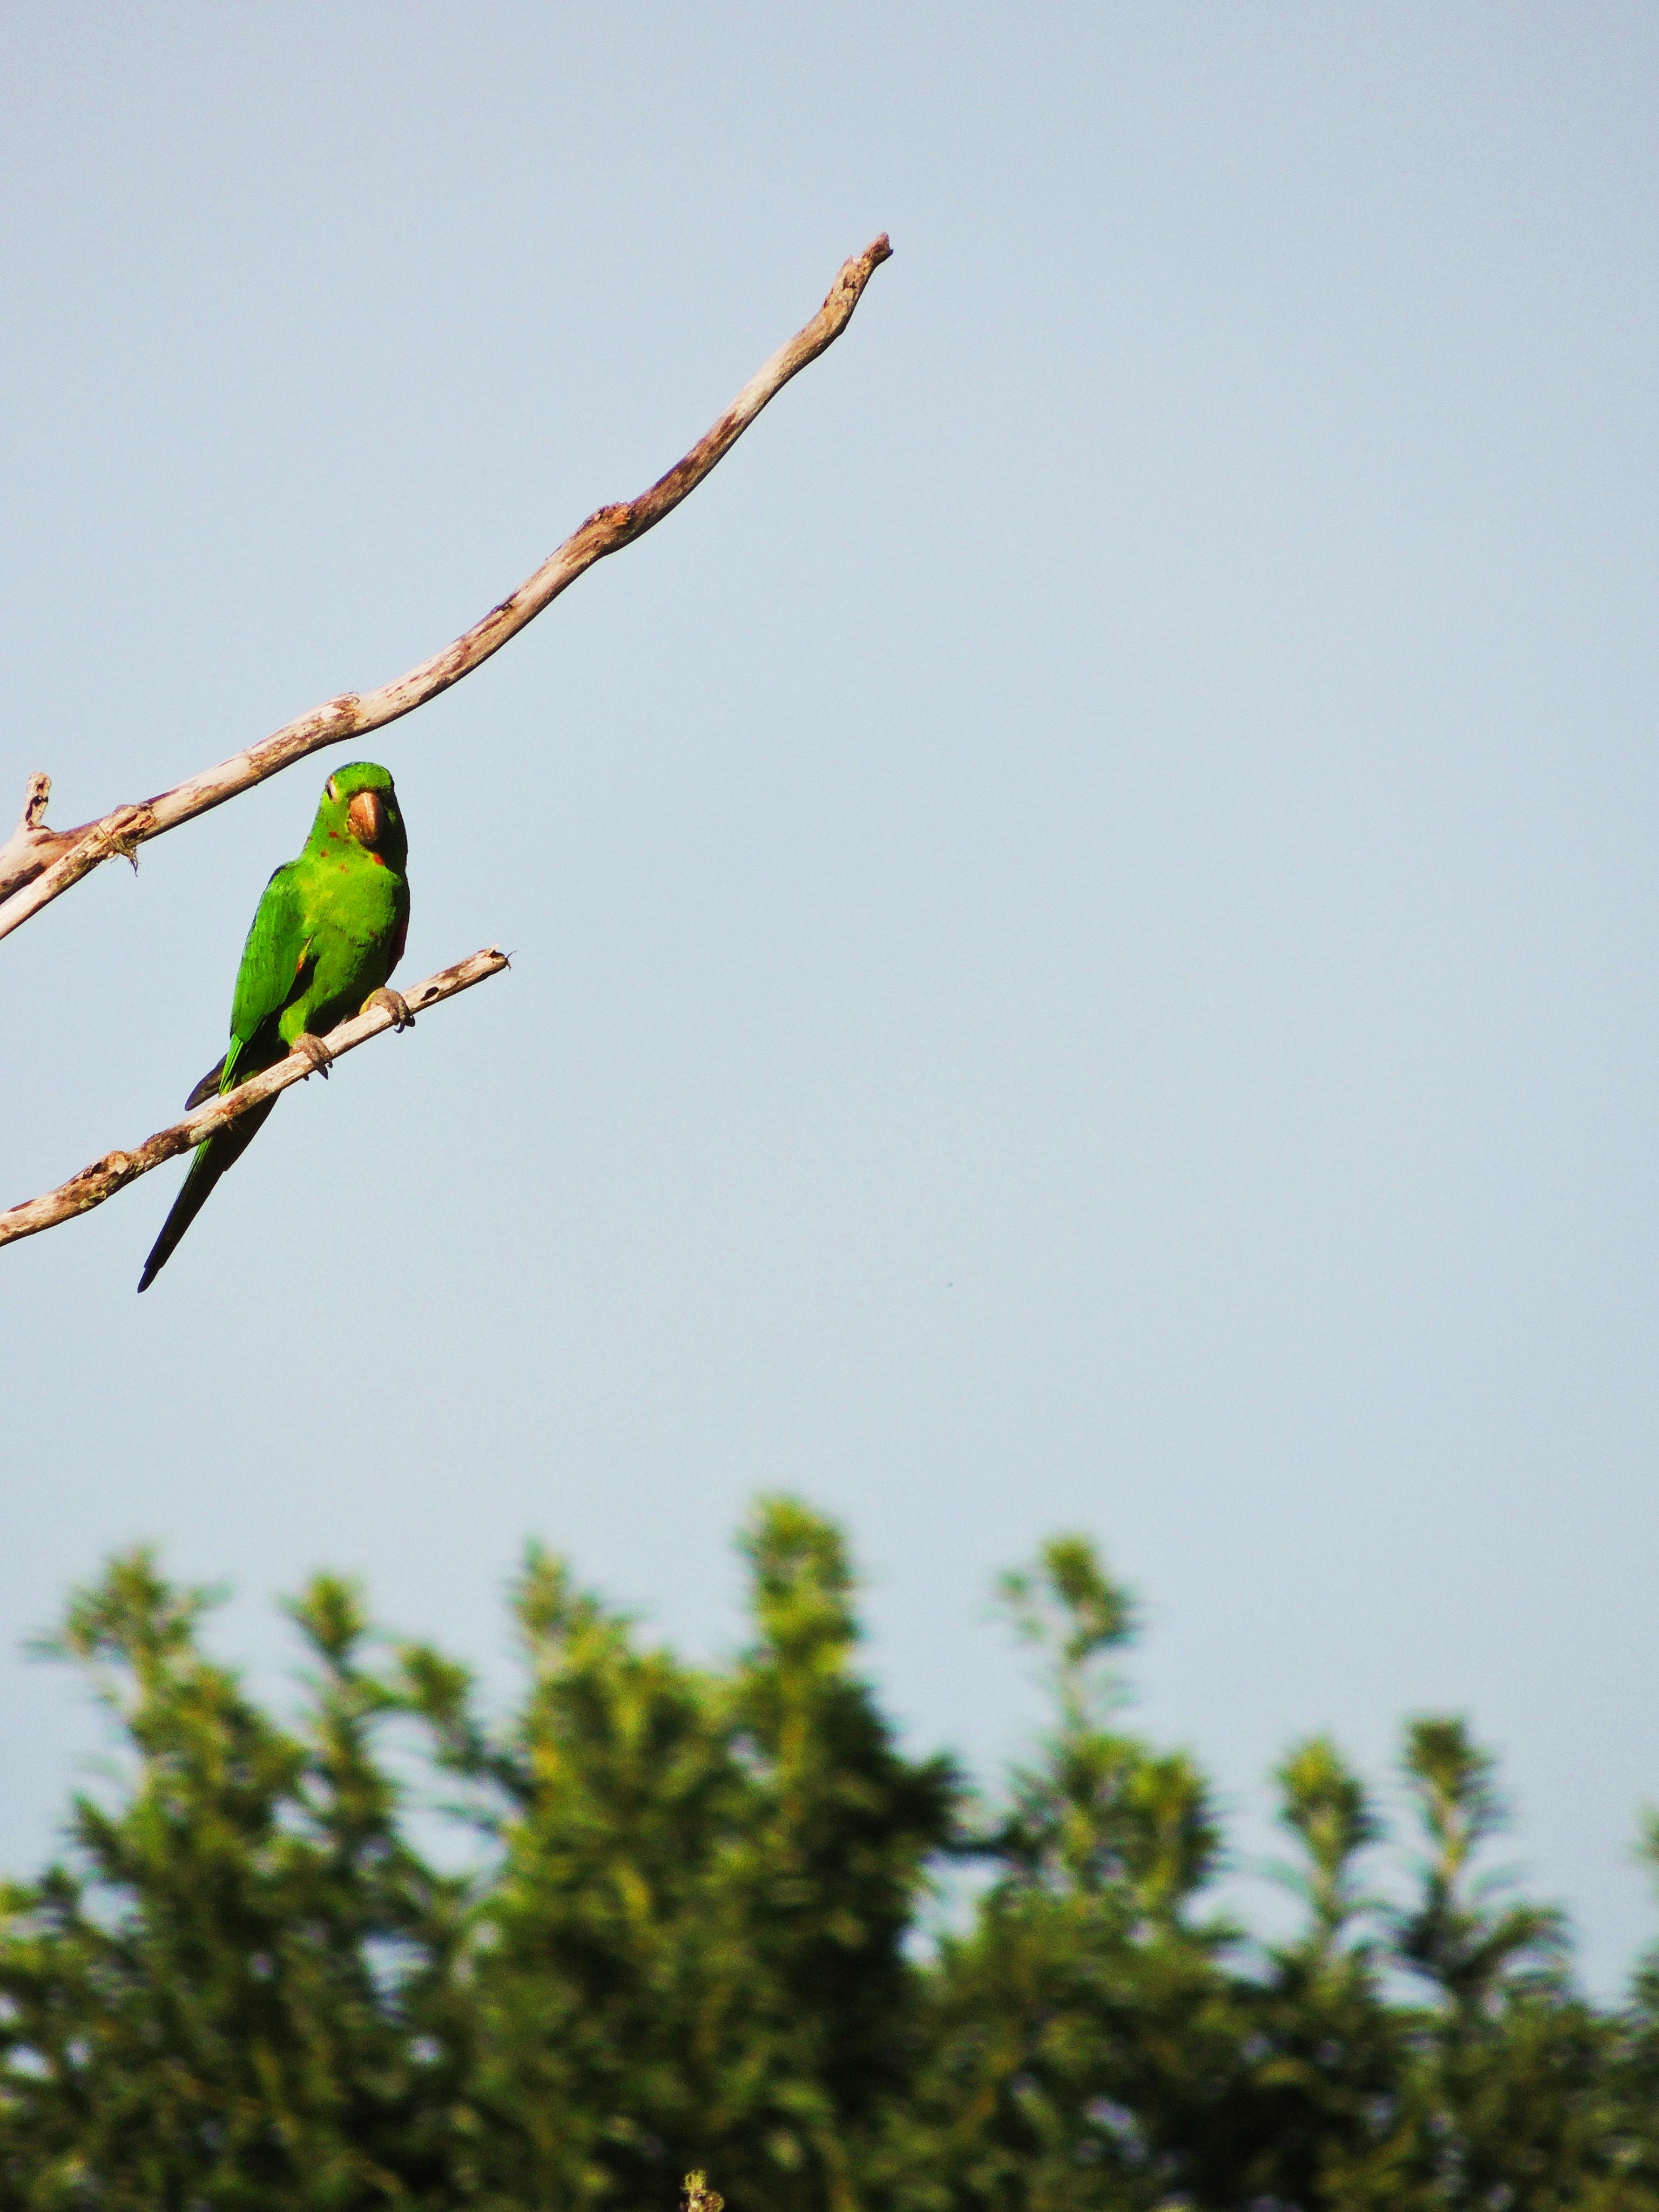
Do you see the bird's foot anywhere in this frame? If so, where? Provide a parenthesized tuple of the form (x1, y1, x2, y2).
(363, 986, 415, 1031)
(292, 1031, 332, 1080)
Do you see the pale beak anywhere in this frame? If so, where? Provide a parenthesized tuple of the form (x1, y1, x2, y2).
(348, 790, 387, 846)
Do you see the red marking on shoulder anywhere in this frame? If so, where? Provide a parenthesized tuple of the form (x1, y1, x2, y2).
(369, 852, 387, 867)
(294, 950, 306, 975)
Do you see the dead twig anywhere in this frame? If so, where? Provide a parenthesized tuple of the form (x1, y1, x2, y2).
(0, 234, 894, 942)
(0, 775, 103, 905)
(0, 946, 509, 1250)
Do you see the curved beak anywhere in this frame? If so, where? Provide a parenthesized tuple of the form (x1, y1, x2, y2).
(347, 790, 387, 847)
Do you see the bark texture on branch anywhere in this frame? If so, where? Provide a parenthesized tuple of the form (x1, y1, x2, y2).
(0, 946, 509, 1250)
(0, 234, 893, 942)
(0, 774, 123, 906)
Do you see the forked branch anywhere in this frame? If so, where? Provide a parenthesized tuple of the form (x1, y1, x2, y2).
(0, 234, 894, 941)
(0, 946, 509, 1250)
(0, 774, 133, 909)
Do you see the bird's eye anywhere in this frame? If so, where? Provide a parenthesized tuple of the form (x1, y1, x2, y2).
(327, 776, 340, 801)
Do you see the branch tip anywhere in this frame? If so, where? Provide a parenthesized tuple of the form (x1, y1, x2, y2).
(0, 232, 897, 944)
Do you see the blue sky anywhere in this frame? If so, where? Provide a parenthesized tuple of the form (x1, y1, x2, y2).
(3, 3, 1657, 1985)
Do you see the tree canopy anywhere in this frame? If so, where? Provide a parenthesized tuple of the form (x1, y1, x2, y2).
(2, 1503, 1655, 2210)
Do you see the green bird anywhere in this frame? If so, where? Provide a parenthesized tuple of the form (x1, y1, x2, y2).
(138, 761, 413, 1293)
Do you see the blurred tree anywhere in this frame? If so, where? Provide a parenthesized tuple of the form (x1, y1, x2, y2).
(0, 1552, 468, 2208)
(402, 1498, 957, 2212)
(1239, 1737, 1406, 2209)
(878, 1535, 1254, 2211)
(1372, 1718, 1643, 2211)
(1, 1509, 1655, 2212)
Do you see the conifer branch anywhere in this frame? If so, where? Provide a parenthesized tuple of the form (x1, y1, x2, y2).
(0, 234, 894, 942)
(0, 946, 509, 1250)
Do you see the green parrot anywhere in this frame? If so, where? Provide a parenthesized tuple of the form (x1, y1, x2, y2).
(138, 761, 413, 1293)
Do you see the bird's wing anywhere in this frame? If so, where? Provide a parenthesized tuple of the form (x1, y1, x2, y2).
(222, 863, 314, 1086)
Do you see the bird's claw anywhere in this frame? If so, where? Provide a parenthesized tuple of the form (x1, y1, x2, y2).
(364, 986, 415, 1032)
(292, 1032, 332, 1080)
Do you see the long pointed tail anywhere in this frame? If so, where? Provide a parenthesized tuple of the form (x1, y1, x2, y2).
(137, 1098, 275, 1292)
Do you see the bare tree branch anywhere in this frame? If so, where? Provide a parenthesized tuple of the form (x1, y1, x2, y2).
(0, 774, 111, 906)
(0, 233, 894, 942)
(0, 946, 509, 1250)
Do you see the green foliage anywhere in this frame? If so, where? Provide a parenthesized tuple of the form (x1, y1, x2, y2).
(0, 1550, 468, 2209)
(446, 1501, 956, 2212)
(1, 1509, 1655, 2211)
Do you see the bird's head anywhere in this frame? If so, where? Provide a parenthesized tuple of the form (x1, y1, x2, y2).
(311, 762, 408, 871)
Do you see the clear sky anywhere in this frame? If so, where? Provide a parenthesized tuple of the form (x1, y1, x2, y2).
(3, 4, 1656, 1987)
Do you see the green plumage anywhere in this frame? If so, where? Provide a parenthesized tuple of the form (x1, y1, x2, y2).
(138, 763, 410, 1292)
